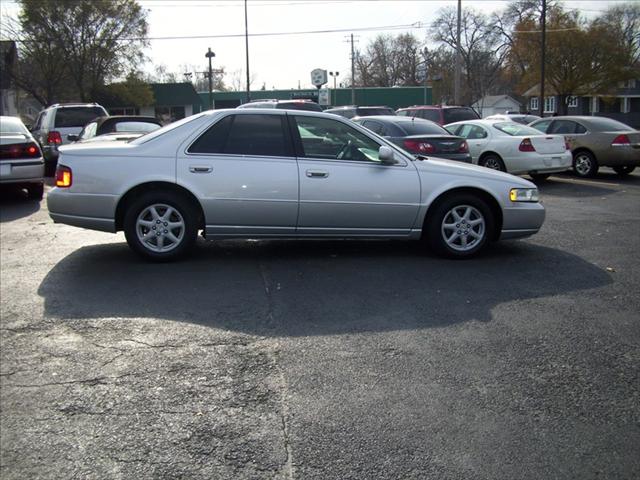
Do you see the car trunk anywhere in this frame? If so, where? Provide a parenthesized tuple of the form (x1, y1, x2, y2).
(394, 134, 466, 154)
(528, 135, 566, 154)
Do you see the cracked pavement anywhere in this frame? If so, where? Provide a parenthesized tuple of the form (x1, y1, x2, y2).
(1, 171, 640, 479)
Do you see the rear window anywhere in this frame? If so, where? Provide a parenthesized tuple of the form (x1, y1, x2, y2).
(492, 122, 542, 136)
(399, 120, 449, 136)
(54, 107, 106, 128)
(114, 121, 161, 133)
(0, 117, 29, 135)
(443, 108, 479, 124)
(588, 117, 634, 132)
(276, 102, 323, 112)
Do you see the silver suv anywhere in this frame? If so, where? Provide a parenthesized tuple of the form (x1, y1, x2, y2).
(31, 103, 107, 175)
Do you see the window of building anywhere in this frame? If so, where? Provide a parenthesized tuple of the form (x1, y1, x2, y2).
(567, 96, 578, 108)
(156, 106, 186, 124)
(530, 97, 539, 110)
(544, 96, 556, 113)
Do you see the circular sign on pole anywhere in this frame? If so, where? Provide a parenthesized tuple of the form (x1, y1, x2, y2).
(311, 68, 328, 87)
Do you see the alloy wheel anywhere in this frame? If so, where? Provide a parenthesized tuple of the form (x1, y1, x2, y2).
(440, 205, 486, 252)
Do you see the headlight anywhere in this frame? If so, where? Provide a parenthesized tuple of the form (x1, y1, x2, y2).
(509, 188, 539, 202)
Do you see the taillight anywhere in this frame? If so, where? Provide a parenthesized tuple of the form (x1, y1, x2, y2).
(403, 140, 436, 154)
(55, 165, 72, 187)
(611, 134, 630, 146)
(0, 142, 41, 159)
(458, 141, 469, 153)
(47, 131, 62, 144)
(519, 138, 536, 152)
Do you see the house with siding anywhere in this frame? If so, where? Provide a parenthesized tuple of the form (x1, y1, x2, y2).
(522, 80, 640, 128)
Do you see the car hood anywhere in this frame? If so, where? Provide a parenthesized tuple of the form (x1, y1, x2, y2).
(412, 156, 536, 188)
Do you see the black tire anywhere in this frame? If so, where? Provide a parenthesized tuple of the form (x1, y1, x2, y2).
(572, 150, 598, 178)
(613, 165, 636, 176)
(530, 173, 551, 182)
(124, 190, 198, 261)
(28, 183, 44, 200)
(479, 154, 506, 172)
(425, 193, 495, 259)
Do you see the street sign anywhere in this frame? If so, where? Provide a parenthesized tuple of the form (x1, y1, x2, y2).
(311, 68, 328, 87)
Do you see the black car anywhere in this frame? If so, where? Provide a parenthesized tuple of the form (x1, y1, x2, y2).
(353, 115, 471, 163)
(69, 116, 162, 142)
(324, 105, 396, 119)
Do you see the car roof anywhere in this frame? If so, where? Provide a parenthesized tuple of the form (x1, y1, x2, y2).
(353, 115, 435, 123)
(399, 105, 472, 110)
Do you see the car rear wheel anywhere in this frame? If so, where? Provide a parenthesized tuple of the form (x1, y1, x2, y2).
(28, 183, 44, 200)
(479, 154, 506, 172)
(124, 191, 198, 261)
(613, 165, 636, 176)
(426, 194, 494, 258)
(573, 151, 598, 177)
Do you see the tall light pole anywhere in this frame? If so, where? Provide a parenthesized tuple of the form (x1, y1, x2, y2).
(539, 0, 547, 117)
(454, 0, 462, 105)
(205, 48, 215, 110)
(244, 0, 251, 103)
(329, 71, 339, 106)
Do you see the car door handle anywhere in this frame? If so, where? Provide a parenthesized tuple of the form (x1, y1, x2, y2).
(306, 170, 329, 178)
(189, 165, 213, 173)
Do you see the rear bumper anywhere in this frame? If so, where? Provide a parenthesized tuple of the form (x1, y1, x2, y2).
(0, 160, 45, 185)
(47, 187, 118, 232)
(597, 147, 640, 167)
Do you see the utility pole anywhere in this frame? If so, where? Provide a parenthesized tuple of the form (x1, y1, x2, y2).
(329, 71, 339, 106)
(454, 0, 461, 105)
(539, 0, 546, 117)
(205, 47, 215, 110)
(345, 34, 358, 104)
(244, 0, 251, 103)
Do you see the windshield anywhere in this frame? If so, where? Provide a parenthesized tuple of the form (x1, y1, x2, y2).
(492, 122, 543, 136)
(130, 113, 207, 144)
(357, 108, 396, 116)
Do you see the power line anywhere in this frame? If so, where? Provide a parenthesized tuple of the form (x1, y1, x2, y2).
(136, 22, 423, 41)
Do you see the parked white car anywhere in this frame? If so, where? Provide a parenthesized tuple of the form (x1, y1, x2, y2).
(47, 109, 545, 261)
(444, 120, 571, 180)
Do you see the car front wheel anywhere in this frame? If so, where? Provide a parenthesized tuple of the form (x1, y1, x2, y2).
(426, 194, 494, 258)
(124, 191, 198, 261)
(573, 151, 598, 177)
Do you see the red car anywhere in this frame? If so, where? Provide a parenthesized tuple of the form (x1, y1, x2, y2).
(397, 105, 479, 126)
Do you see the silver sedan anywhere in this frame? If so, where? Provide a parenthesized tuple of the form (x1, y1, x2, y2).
(47, 109, 545, 261)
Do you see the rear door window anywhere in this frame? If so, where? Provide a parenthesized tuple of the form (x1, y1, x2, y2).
(417, 110, 441, 122)
(456, 124, 488, 139)
(549, 120, 578, 134)
(189, 114, 293, 157)
(54, 107, 106, 128)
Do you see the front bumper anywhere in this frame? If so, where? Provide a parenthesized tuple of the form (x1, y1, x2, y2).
(500, 202, 545, 240)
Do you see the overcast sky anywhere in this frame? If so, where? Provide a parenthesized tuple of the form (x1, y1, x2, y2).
(1, 0, 631, 91)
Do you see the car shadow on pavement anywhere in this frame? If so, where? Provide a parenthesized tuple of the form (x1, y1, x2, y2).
(37, 239, 612, 337)
(0, 188, 41, 222)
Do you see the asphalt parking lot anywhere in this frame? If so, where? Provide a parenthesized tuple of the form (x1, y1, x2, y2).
(1, 170, 639, 480)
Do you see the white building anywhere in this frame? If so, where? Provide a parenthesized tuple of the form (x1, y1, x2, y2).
(472, 95, 522, 118)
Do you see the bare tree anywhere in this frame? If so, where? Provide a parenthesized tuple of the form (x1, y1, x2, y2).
(431, 6, 508, 105)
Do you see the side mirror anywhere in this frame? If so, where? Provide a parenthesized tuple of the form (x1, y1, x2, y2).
(378, 145, 397, 165)
(67, 134, 79, 142)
